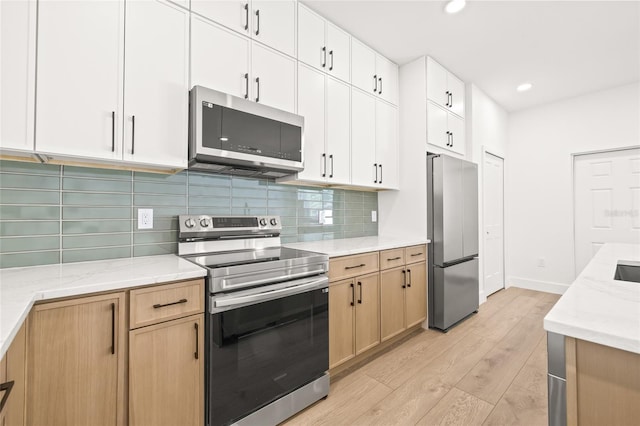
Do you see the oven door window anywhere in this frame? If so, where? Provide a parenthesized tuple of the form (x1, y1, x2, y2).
(208, 287, 328, 426)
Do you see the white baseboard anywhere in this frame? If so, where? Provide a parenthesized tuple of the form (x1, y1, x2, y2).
(507, 276, 569, 295)
(479, 291, 487, 305)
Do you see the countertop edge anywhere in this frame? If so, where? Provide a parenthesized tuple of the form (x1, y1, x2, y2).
(543, 317, 640, 355)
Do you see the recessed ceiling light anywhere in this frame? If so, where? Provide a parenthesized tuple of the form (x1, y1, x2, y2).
(517, 82, 533, 92)
(445, 0, 466, 14)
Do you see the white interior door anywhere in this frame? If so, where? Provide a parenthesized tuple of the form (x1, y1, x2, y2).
(483, 152, 505, 296)
(574, 148, 640, 276)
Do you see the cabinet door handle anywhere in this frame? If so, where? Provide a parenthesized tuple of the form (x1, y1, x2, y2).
(357, 281, 363, 304)
(374, 163, 378, 183)
(322, 153, 326, 177)
(244, 3, 249, 31)
(448, 92, 453, 108)
(194, 322, 199, 360)
(410, 252, 423, 257)
(350, 283, 355, 306)
(131, 115, 135, 155)
(387, 256, 401, 261)
(402, 270, 406, 288)
(345, 263, 366, 270)
(244, 73, 249, 99)
(329, 154, 334, 178)
(255, 9, 260, 35)
(407, 269, 412, 287)
(0, 380, 15, 414)
(450, 132, 454, 147)
(110, 302, 115, 355)
(111, 111, 115, 152)
(255, 77, 260, 102)
(445, 131, 451, 147)
(329, 50, 334, 71)
(445, 91, 450, 107)
(153, 298, 188, 309)
(378, 77, 382, 95)
(373, 74, 378, 93)
(321, 46, 326, 68)
(379, 164, 383, 184)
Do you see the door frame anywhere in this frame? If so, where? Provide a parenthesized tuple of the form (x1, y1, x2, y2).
(481, 147, 505, 301)
(571, 145, 640, 278)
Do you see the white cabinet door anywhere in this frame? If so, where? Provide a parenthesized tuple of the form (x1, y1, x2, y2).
(427, 101, 448, 149)
(1, 0, 36, 152)
(297, 64, 326, 182)
(251, 42, 296, 113)
(191, 0, 250, 36)
(35, 0, 123, 160)
(375, 54, 398, 105)
(375, 100, 398, 189)
(326, 22, 350, 83)
(448, 74, 465, 118)
(251, 0, 295, 57)
(297, 4, 325, 72)
(351, 38, 376, 95)
(426, 57, 448, 109)
(351, 88, 376, 188)
(448, 113, 465, 155)
(191, 16, 251, 98)
(326, 76, 350, 185)
(123, 0, 188, 168)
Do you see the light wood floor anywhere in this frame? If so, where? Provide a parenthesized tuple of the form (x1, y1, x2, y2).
(283, 287, 560, 426)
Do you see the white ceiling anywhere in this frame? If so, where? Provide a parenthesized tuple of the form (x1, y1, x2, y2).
(303, 0, 640, 112)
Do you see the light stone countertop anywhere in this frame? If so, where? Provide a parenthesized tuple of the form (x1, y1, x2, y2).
(544, 243, 640, 354)
(0, 255, 206, 358)
(284, 236, 430, 258)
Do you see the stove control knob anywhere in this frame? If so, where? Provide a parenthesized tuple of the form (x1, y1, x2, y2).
(185, 218, 196, 228)
(259, 218, 267, 227)
(200, 218, 210, 227)
(270, 218, 278, 226)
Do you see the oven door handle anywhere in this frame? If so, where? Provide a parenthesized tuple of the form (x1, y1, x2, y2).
(222, 267, 327, 289)
(213, 277, 328, 309)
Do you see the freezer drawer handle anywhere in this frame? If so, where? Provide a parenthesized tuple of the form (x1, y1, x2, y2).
(153, 298, 188, 309)
(345, 263, 366, 270)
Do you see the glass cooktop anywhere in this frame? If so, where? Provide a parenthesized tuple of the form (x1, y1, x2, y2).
(186, 247, 322, 270)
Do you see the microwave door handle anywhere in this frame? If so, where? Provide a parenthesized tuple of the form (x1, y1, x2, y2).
(214, 277, 328, 308)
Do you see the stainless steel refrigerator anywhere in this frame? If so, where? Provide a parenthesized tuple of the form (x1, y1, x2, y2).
(427, 153, 479, 331)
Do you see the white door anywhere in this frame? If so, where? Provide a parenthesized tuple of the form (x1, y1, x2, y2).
(191, 16, 251, 98)
(350, 38, 376, 95)
(350, 88, 376, 187)
(251, 0, 295, 57)
(448, 73, 465, 118)
(35, 0, 123, 160)
(375, 100, 398, 189)
(427, 101, 448, 149)
(296, 64, 326, 182)
(483, 152, 505, 296)
(1, 0, 36, 152)
(375, 54, 397, 106)
(123, 0, 188, 168)
(426, 57, 448, 108)
(326, 76, 350, 185)
(574, 148, 640, 276)
(297, 4, 325, 72)
(190, 0, 249, 36)
(326, 22, 350, 83)
(448, 113, 466, 155)
(251, 42, 296, 113)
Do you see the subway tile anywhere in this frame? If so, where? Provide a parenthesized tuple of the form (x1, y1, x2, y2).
(62, 220, 131, 235)
(266, 182, 298, 193)
(135, 217, 177, 231)
(266, 207, 297, 217)
(134, 181, 186, 195)
(63, 165, 131, 180)
(266, 198, 297, 208)
(63, 233, 131, 249)
(0, 173, 60, 190)
(231, 187, 268, 199)
(231, 176, 269, 189)
(141, 207, 187, 218)
(134, 171, 187, 184)
(188, 172, 231, 187)
(188, 196, 230, 208)
(232, 197, 268, 208)
(63, 206, 131, 220)
(267, 190, 298, 201)
(1, 205, 60, 220)
(297, 191, 323, 201)
(344, 208, 365, 217)
(0, 221, 59, 237)
(63, 192, 131, 206)
(188, 185, 231, 197)
(62, 177, 131, 193)
(345, 191, 364, 203)
(298, 200, 323, 210)
(0, 236, 59, 253)
(281, 235, 298, 244)
(279, 216, 297, 227)
(0, 160, 60, 175)
(133, 194, 186, 207)
(133, 231, 177, 245)
(0, 251, 59, 268)
(62, 246, 131, 263)
(133, 243, 178, 257)
(188, 207, 231, 216)
(0, 189, 59, 205)
(231, 207, 267, 215)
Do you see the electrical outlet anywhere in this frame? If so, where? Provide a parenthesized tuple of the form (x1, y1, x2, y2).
(138, 208, 153, 230)
(319, 210, 333, 225)
(371, 210, 377, 222)
(537, 257, 545, 268)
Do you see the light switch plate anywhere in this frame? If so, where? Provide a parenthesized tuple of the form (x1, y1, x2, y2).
(138, 208, 153, 229)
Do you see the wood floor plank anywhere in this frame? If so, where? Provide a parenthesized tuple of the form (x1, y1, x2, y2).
(464, 295, 540, 342)
(417, 387, 495, 426)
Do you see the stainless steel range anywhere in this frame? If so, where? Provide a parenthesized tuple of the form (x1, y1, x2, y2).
(178, 215, 330, 426)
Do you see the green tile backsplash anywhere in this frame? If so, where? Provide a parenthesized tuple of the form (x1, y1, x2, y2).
(0, 160, 378, 268)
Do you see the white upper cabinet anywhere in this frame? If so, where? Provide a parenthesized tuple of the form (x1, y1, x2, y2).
(375, 100, 398, 189)
(427, 100, 465, 156)
(35, 0, 124, 161)
(123, 0, 189, 168)
(447, 112, 465, 155)
(296, 64, 326, 182)
(191, 15, 251, 99)
(191, 0, 250, 35)
(325, 76, 350, 184)
(1, 0, 36, 153)
(351, 38, 398, 106)
(251, 0, 296, 57)
(251, 42, 296, 113)
(426, 56, 465, 118)
(297, 4, 350, 83)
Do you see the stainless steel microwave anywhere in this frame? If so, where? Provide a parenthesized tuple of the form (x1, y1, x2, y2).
(189, 86, 304, 178)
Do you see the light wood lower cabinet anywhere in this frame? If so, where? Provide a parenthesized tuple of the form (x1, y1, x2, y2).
(380, 266, 406, 341)
(129, 314, 204, 426)
(0, 321, 27, 426)
(27, 292, 126, 426)
(405, 261, 427, 328)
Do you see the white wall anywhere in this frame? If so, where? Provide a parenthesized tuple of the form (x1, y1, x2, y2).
(506, 82, 640, 293)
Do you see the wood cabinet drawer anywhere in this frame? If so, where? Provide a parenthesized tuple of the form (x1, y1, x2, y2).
(329, 252, 379, 282)
(379, 248, 405, 270)
(405, 244, 427, 264)
(130, 279, 204, 329)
